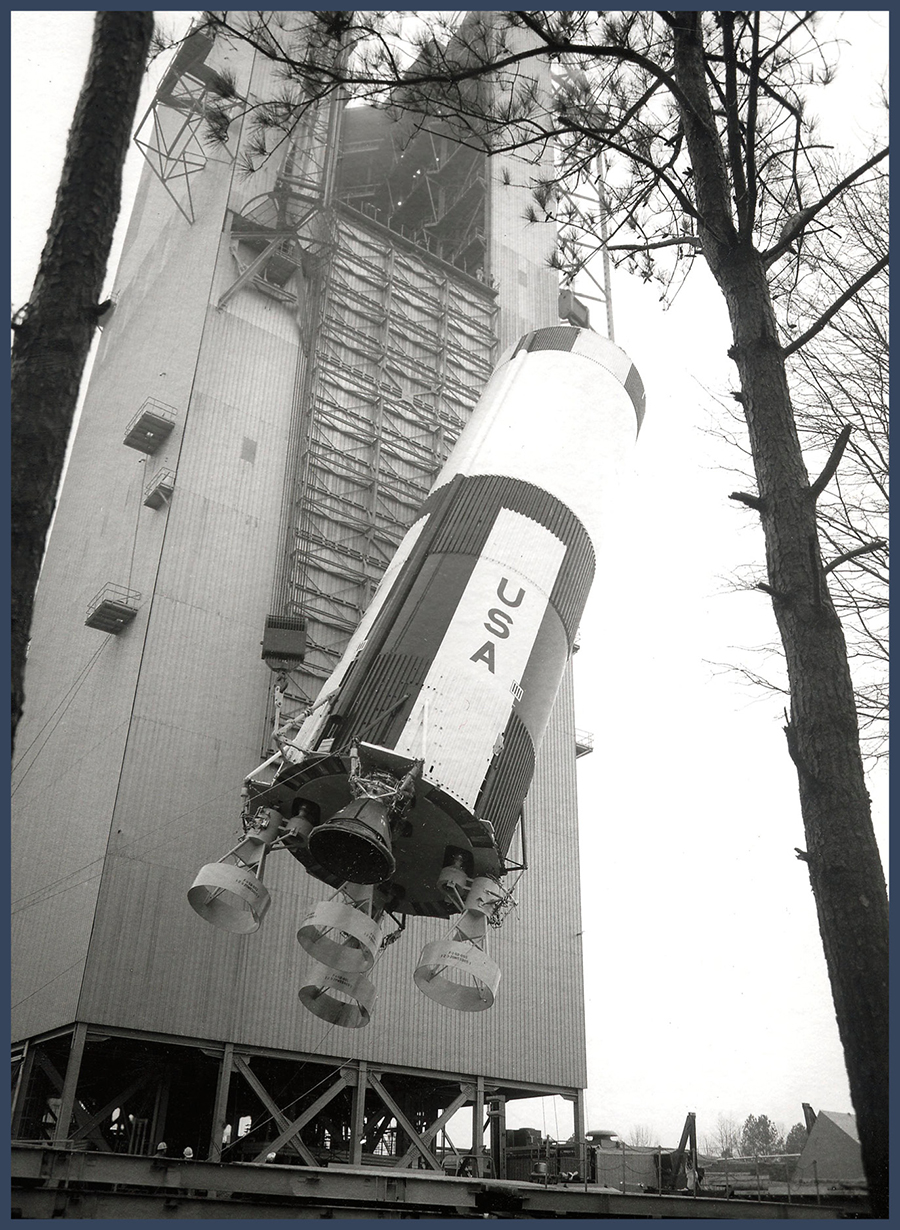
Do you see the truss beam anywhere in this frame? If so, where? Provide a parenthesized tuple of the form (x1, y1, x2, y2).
(231, 1055, 319, 1166)
(245, 1066, 351, 1164)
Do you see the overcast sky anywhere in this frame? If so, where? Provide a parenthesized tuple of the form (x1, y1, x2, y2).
(12, 10, 888, 1152)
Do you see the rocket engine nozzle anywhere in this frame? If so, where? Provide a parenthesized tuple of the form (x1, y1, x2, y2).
(296, 891, 383, 973)
(413, 878, 503, 1012)
(298, 966, 376, 1029)
(306, 797, 396, 885)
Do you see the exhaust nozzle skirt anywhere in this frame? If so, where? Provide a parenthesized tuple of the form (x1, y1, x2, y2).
(306, 797, 395, 884)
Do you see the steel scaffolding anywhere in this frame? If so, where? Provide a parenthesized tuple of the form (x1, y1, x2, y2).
(260, 187, 497, 740)
(134, 29, 236, 224)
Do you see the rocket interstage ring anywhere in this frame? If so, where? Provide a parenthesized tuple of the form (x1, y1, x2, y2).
(268, 749, 500, 917)
(427, 326, 646, 558)
(507, 324, 645, 429)
(190, 326, 645, 1026)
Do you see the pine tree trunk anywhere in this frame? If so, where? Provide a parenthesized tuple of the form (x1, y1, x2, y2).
(11, 12, 154, 751)
(671, 14, 889, 1216)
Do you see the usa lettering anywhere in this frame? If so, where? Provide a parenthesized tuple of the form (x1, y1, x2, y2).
(470, 578, 526, 673)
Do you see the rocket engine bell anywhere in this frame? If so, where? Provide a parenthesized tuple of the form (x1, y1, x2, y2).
(189, 326, 645, 1026)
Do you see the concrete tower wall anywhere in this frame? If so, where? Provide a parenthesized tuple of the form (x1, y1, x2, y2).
(12, 18, 587, 1092)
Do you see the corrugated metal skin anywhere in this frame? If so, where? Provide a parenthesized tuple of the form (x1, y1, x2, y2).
(513, 326, 579, 355)
(504, 664, 587, 1080)
(291, 516, 432, 753)
(423, 474, 595, 644)
(477, 712, 535, 853)
(76, 282, 306, 1027)
(338, 651, 430, 747)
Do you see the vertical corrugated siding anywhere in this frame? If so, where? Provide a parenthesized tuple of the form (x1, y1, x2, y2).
(11, 107, 244, 1040)
(512, 326, 579, 356)
(499, 664, 587, 1083)
(335, 651, 430, 748)
(78, 284, 304, 1031)
(476, 712, 535, 854)
(423, 474, 596, 644)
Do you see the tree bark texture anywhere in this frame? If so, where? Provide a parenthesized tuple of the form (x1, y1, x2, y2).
(11, 11, 154, 751)
(671, 14, 888, 1217)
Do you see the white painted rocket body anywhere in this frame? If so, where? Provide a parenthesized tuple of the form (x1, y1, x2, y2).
(190, 326, 644, 1022)
(277, 326, 644, 903)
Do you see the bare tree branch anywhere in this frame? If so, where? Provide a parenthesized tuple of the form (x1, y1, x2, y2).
(824, 540, 888, 577)
(809, 424, 853, 501)
(729, 490, 764, 511)
(782, 253, 889, 357)
(604, 235, 701, 252)
(762, 145, 889, 266)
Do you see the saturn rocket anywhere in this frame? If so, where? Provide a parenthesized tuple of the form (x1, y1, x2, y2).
(189, 326, 645, 1026)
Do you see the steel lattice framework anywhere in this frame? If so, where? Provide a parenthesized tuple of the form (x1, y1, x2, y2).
(283, 211, 498, 713)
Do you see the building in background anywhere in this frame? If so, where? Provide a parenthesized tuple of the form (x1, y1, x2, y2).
(793, 1111, 865, 1192)
(12, 15, 598, 1176)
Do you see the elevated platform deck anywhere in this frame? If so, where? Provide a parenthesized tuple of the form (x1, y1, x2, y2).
(12, 1144, 862, 1219)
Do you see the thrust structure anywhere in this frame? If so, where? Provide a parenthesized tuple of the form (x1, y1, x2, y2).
(12, 15, 594, 1182)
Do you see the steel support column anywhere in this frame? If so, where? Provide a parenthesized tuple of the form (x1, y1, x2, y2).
(11, 1041, 34, 1137)
(472, 1075, 485, 1178)
(208, 1043, 234, 1161)
(349, 1060, 366, 1165)
(149, 1067, 171, 1152)
(489, 1093, 507, 1179)
(572, 1089, 586, 1180)
(51, 1024, 88, 1145)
